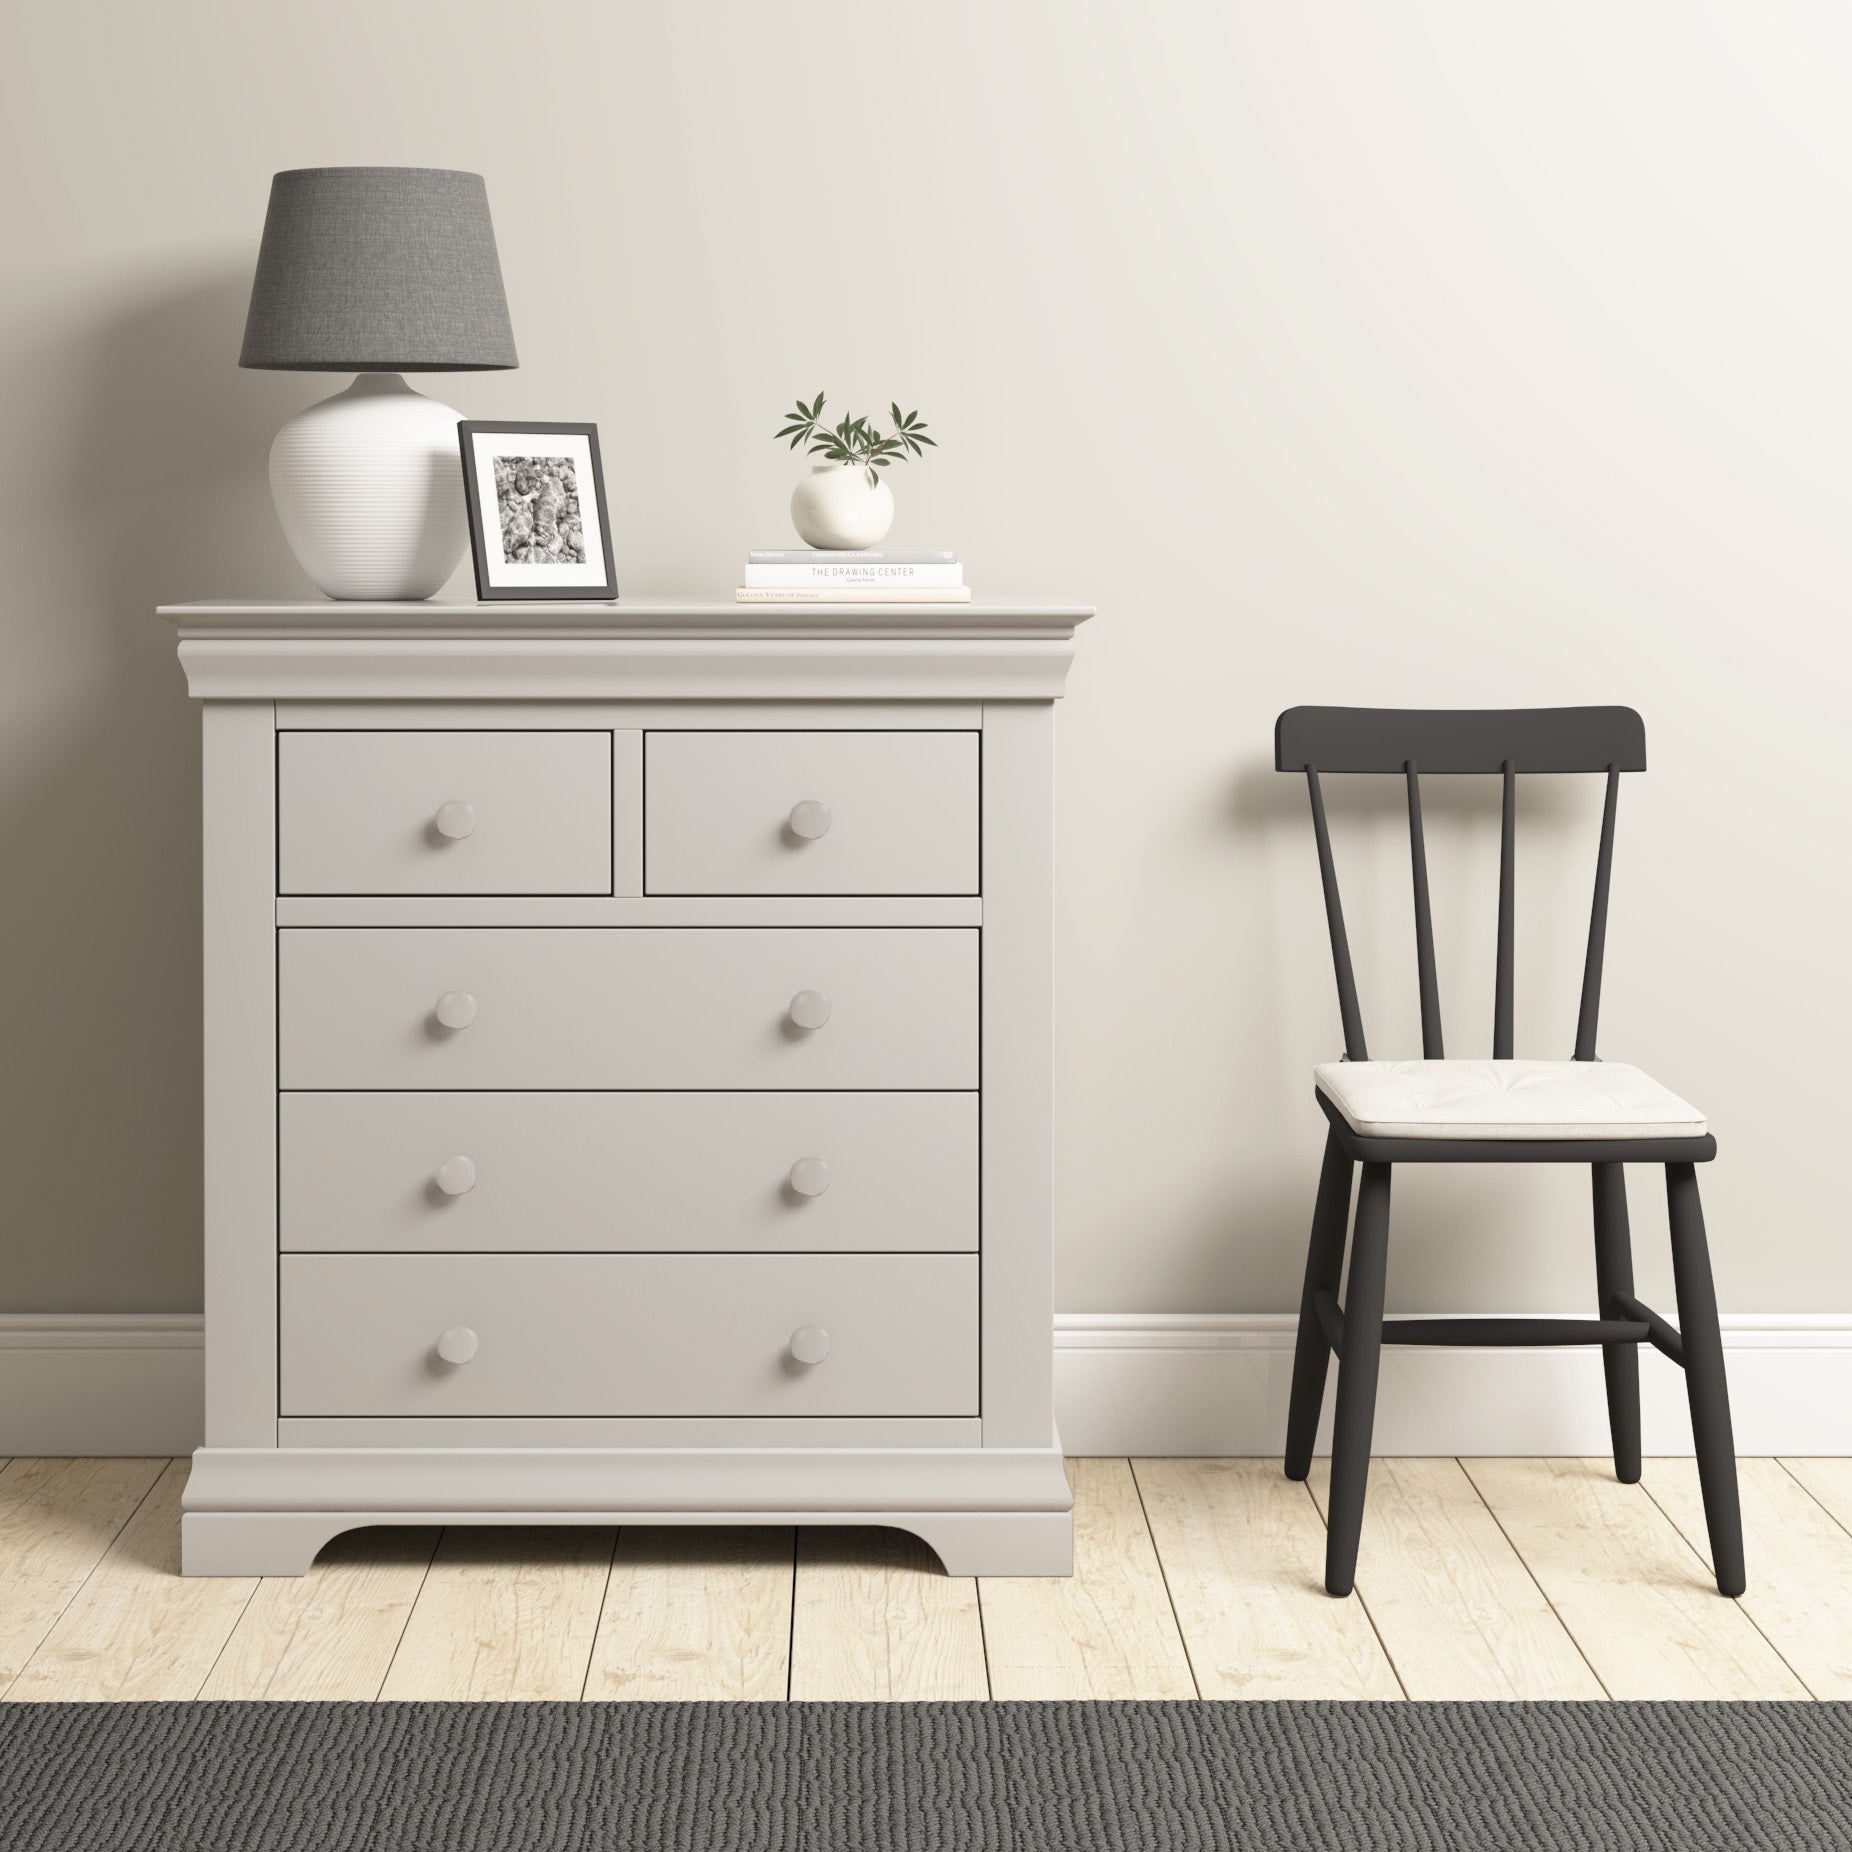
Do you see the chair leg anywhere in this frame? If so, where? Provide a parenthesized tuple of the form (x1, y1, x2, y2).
(1284, 1130, 1355, 1481)
(1666, 1162, 1745, 1597)
(1323, 1162, 1391, 1598)
(1590, 1162, 1642, 1484)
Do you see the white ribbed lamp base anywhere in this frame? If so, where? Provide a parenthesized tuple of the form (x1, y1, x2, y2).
(268, 374, 468, 600)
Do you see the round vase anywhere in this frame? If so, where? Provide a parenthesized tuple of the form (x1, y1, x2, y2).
(789, 463, 895, 550)
(268, 372, 468, 600)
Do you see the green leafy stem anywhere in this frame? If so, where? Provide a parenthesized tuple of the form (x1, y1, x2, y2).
(775, 393, 936, 489)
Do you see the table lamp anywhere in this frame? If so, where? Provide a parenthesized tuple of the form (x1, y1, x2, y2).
(240, 167, 517, 600)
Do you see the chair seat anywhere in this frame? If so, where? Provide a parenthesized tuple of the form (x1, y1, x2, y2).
(1313, 1059, 1707, 1142)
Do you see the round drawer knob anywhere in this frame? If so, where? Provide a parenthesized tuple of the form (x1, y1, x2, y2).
(435, 990, 477, 1030)
(434, 800, 477, 840)
(436, 1325, 479, 1365)
(789, 1325, 832, 1365)
(435, 1155, 477, 1197)
(788, 1157, 831, 1198)
(788, 989, 832, 1031)
(788, 799, 833, 841)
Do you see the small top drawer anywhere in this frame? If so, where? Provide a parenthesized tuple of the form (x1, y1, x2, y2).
(278, 731, 616, 895)
(644, 731, 978, 895)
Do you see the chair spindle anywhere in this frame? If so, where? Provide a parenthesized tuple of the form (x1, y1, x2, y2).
(1575, 765, 1621, 1060)
(1405, 760, 1443, 1058)
(1306, 767, 1368, 1060)
(1494, 760, 1516, 1058)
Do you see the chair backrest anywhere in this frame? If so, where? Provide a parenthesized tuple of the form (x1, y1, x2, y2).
(1274, 706, 1647, 1064)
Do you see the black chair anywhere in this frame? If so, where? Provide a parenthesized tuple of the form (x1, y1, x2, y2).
(1276, 706, 1743, 1600)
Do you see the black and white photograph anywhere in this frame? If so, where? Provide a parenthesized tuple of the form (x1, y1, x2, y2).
(496, 454, 584, 564)
(458, 420, 617, 599)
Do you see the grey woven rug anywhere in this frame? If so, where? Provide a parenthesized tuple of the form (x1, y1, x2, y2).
(2, 1700, 1847, 1850)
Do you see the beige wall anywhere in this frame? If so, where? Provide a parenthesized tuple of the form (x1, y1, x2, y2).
(4, 2, 1846, 1317)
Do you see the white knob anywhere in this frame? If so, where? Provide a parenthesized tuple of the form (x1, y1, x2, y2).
(436, 1325, 478, 1364)
(788, 1157, 831, 1198)
(435, 800, 477, 840)
(435, 990, 477, 1030)
(788, 989, 832, 1031)
(435, 1155, 477, 1196)
(788, 799, 833, 841)
(790, 1325, 831, 1365)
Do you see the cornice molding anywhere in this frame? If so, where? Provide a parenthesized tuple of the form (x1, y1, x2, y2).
(159, 600, 1092, 700)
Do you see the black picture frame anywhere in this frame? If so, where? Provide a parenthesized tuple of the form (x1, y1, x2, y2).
(457, 420, 619, 601)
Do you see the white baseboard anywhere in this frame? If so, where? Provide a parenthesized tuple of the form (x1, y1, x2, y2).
(0, 1316, 205, 1456)
(1055, 1313, 1852, 1457)
(4, 1312, 1850, 1458)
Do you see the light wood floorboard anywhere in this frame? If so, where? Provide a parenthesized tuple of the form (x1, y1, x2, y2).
(587, 1527, 795, 1702)
(0, 1457, 164, 1693)
(1780, 1458, 1852, 1536)
(791, 1527, 986, 1701)
(1308, 1456, 1605, 1700)
(1134, 1457, 1402, 1699)
(1464, 1458, 1809, 1700)
(1644, 1459, 1852, 1699)
(379, 1526, 616, 1701)
(980, 1458, 1195, 1699)
(197, 1527, 440, 1700)
(3, 1458, 1841, 1703)
(5, 1460, 258, 1702)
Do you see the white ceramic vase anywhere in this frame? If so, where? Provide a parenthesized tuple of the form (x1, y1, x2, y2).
(789, 463, 896, 550)
(268, 373, 468, 600)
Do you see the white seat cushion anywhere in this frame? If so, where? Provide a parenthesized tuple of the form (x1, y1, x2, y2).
(1313, 1059, 1707, 1142)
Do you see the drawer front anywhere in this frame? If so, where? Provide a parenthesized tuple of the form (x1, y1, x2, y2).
(278, 928, 978, 1089)
(279, 1253, 979, 1417)
(645, 731, 978, 894)
(280, 1092, 978, 1253)
(279, 731, 616, 894)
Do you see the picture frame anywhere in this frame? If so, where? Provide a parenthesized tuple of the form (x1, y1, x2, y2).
(457, 420, 618, 601)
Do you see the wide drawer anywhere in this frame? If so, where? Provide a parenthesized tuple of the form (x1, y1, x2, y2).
(280, 1092, 978, 1252)
(278, 928, 978, 1089)
(278, 730, 617, 895)
(278, 1253, 979, 1417)
(644, 731, 978, 894)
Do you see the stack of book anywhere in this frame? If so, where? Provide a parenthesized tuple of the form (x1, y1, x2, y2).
(736, 550, 969, 603)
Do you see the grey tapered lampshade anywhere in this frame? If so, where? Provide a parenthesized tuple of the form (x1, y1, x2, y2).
(240, 167, 517, 372)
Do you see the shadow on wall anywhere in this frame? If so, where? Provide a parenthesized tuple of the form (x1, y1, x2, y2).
(0, 264, 308, 1310)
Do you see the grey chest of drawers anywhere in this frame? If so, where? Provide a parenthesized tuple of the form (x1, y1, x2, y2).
(159, 599, 1089, 1577)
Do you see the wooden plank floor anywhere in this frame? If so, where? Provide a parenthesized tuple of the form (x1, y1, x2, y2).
(1, 1456, 1843, 1701)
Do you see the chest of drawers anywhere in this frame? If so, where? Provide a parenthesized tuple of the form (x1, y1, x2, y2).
(160, 599, 1088, 1577)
